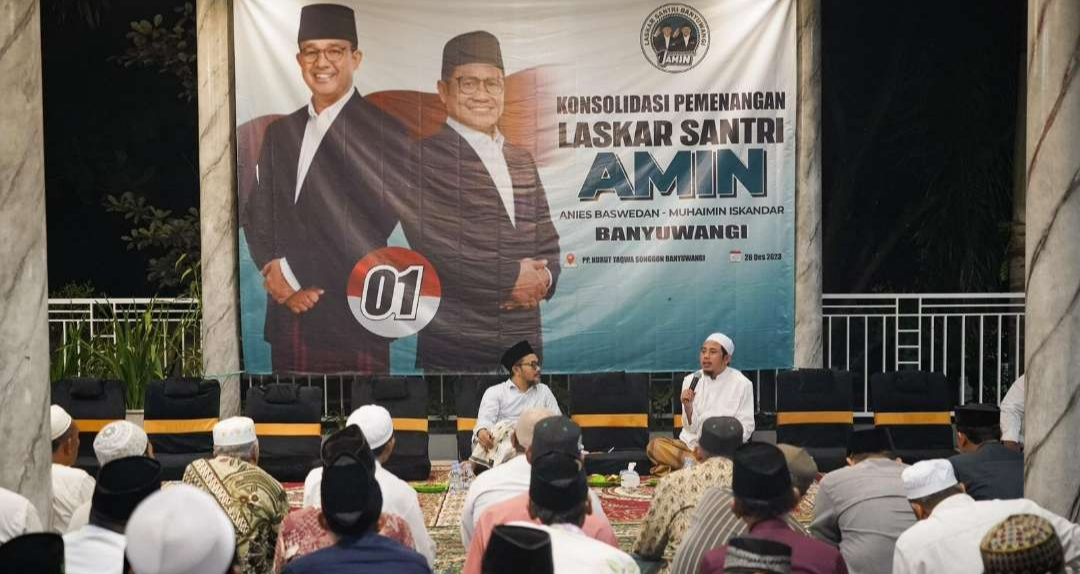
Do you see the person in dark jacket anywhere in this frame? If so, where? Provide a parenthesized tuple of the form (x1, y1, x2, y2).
(400, 30, 561, 372)
(949, 404, 1023, 501)
(245, 3, 412, 373)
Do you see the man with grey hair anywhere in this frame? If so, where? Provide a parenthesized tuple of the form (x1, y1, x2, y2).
(182, 416, 288, 574)
(461, 408, 554, 546)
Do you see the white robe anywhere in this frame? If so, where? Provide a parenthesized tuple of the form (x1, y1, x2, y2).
(51, 464, 95, 534)
(63, 524, 125, 574)
(893, 494, 1080, 574)
(0, 487, 42, 543)
(679, 368, 755, 447)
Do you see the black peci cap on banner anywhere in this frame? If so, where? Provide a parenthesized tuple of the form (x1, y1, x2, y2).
(298, 3, 358, 46)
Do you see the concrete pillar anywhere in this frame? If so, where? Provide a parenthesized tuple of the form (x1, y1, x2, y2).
(197, 0, 242, 417)
(795, 0, 823, 368)
(0, 0, 54, 524)
(1023, 0, 1080, 520)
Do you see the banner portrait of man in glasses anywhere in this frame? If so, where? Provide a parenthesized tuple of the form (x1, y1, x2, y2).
(399, 30, 562, 373)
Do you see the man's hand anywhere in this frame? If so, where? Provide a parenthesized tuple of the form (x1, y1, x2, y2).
(477, 428, 495, 450)
(680, 388, 696, 404)
(502, 258, 550, 310)
(681, 388, 695, 425)
(284, 288, 324, 314)
(261, 258, 296, 304)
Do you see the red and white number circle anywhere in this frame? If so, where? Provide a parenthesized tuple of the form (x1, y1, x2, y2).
(346, 247, 441, 338)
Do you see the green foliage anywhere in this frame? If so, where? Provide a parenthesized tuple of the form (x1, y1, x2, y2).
(112, 2, 196, 102)
(45, 0, 110, 28)
(49, 281, 101, 299)
(104, 192, 200, 292)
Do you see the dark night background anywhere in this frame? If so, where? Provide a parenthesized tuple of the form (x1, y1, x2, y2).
(40, 0, 1027, 297)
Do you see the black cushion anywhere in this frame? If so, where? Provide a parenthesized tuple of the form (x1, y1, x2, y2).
(245, 383, 323, 482)
(351, 377, 430, 481)
(144, 378, 219, 455)
(871, 371, 955, 463)
(570, 372, 650, 475)
(776, 369, 854, 472)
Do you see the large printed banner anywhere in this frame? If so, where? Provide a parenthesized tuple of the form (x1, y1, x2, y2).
(235, 0, 797, 374)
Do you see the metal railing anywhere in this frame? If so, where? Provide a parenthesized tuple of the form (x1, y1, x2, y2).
(822, 293, 1025, 414)
(48, 293, 1026, 419)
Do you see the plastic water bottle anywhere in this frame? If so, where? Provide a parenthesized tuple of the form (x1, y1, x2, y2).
(682, 456, 696, 471)
(620, 462, 640, 490)
(449, 461, 463, 493)
(463, 461, 475, 490)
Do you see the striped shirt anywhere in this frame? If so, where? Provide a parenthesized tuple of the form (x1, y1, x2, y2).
(669, 487, 808, 574)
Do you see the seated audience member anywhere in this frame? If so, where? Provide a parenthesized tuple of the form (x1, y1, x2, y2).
(949, 404, 1023, 500)
(633, 417, 742, 563)
(669, 447, 814, 574)
(461, 414, 610, 547)
(64, 456, 161, 574)
(471, 340, 561, 471)
(461, 408, 553, 544)
(69, 420, 154, 532)
(999, 375, 1024, 450)
(647, 333, 754, 475)
(182, 416, 288, 574)
(0, 532, 65, 574)
(980, 514, 1064, 574)
(0, 486, 42, 543)
(698, 443, 847, 574)
(776, 444, 819, 523)
(810, 428, 915, 574)
(723, 537, 793, 574)
(281, 451, 430, 574)
(275, 426, 416, 573)
(461, 415, 618, 574)
(49, 405, 95, 534)
(482, 524, 554, 574)
(893, 459, 1080, 573)
(125, 484, 239, 574)
(506, 450, 640, 573)
(302, 406, 435, 565)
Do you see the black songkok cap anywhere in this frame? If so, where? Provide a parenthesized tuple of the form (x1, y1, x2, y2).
(442, 30, 505, 81)
(725, 537, 793, 574)
(91, 456, 162, 524)
(530, 416, 583, 458)
(297, 4, 358, 46)
(733, 443, 792, 500)
(321, 424, 376, 469)
(0, 532, 65, 574)
(847, 428, 895, 457)
(322, 451, 383, 534)
(500, 340, 535, 372)
(530, 451, 588, 512)
(482, 525, 554, 574)
(699, 416, 743, 457)
(955, 403, 1001, 428)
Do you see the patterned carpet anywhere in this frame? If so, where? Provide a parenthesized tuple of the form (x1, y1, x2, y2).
(284, 463, 819, 574)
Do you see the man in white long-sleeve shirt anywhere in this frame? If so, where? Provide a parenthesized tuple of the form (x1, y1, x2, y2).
(647, 332, 755, 475)
(470, 340, 561, 470)
(1000, 374, 1024, 450)
(893, 459, 1080, 574)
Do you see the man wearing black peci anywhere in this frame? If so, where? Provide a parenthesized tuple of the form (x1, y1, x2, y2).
(245, 3, 413, 373)
(401, 31, 561, 372)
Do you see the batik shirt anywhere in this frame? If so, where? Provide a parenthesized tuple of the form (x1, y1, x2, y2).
(183, 456, 289, 574)
(273, 507, 415, 574)
(633, 456, 734, 562)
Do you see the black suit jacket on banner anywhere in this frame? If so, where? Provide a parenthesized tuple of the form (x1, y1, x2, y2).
(245, 91, 412, 352)
(402, 125, 562, 372)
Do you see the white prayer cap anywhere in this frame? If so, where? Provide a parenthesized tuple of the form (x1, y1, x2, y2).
(94, 420, 149, 465)
(50, 405, 73, 441)
(125, 484, 236, 574)
(347, 405, 393, 449)
(902, 459, 959, 500)
(212, 416, 257, 447)
(705, 332, 734, 356)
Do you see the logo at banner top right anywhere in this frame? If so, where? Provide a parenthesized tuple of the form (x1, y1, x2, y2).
(641, 3, 710, 73)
